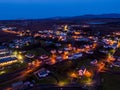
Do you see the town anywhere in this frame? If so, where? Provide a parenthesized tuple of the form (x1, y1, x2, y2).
(0, 20, 120, 90)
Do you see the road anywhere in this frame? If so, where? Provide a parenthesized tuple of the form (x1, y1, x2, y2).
(0, 62, 42, 89)
(27, 84, 87, 90)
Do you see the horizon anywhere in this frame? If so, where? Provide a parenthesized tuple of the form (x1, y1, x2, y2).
(1, 13, 120, 21)
(0, 0, 120, 20)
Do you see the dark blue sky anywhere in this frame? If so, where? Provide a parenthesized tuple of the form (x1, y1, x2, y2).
(0, 0, 120, 20)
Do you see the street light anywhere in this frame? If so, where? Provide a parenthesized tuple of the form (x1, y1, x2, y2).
(18, 54, 23, 60)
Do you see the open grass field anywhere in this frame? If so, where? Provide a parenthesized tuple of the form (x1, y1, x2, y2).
(0, 30, 19, 42)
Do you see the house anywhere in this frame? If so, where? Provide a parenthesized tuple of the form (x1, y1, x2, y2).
(90, 59, 98, 65)
(51, 50, 57, 54)
(0, 46, 7, 52)
(99, 50, 108, 54)
(78, 66, 86, 76)
(12, 81, 23, 90)
(0, 46, 18, 66)
(117, 57, 120, 61)
(73, 53, 83, 59)
(56, 56, 63, 62)
(86, 51, 94, 54)
(113, 62, 120, 67)
(0, 57, 17, 66)
(68, 55, 74, 60)
(113, 57, 120, 67)
(39, 55, 49, 60)
(25, 54, 35, 59)
(55, 43, 61, 47)
(35, 68, 50, 78)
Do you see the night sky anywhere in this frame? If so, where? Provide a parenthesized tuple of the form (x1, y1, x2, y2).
(0, 0, 120, 20)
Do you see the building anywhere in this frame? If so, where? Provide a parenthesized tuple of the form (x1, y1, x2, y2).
(34, 68, 50, 78)
(0, 46, 18, 66)
(0, 57, 17, 66)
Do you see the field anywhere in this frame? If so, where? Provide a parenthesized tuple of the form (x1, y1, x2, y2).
(101, 72, 120, 90)
(0, 30, 19, 43)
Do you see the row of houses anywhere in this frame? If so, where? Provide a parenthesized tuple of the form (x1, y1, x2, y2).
(0, 46, 18, 67)
(9, 37, 35, 49)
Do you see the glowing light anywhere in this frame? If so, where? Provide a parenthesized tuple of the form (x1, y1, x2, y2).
(97, 62, 105, 72)
(51, 58, 56, 64)
(107, 55, 115, 63)
(75, 48, 81, 53)
(62, 51, 69, 60)
(51, 50, 56, 54)
(0, 60, 17, 66)
(92, 43, 97, 49)
(58, 81, 67, 86)
(64, 25, 68, 31)
(62, 55, 68, 60)
(2, 29, 19, 34)
(58, 50, 63, 54)
(20, 60, 24, 63)
(0, 71, 6, 75)
(70, 72, 77, 78)
(18, 54, 23, 60)
(68, 44, 72, 47)
(83, 78, 94, 86)
(50, 54, 56, 64)
(13, 51, 18, 57)
(64, 51, 69, 55)
(74, 31, 80, 35)
(84, 71, 92, 78)
(19, 51, 22, 54)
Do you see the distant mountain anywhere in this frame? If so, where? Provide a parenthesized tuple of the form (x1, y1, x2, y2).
(1, 13, 120, 21)
(74, 13, 120, 18)
(49, 13, 120, 20)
